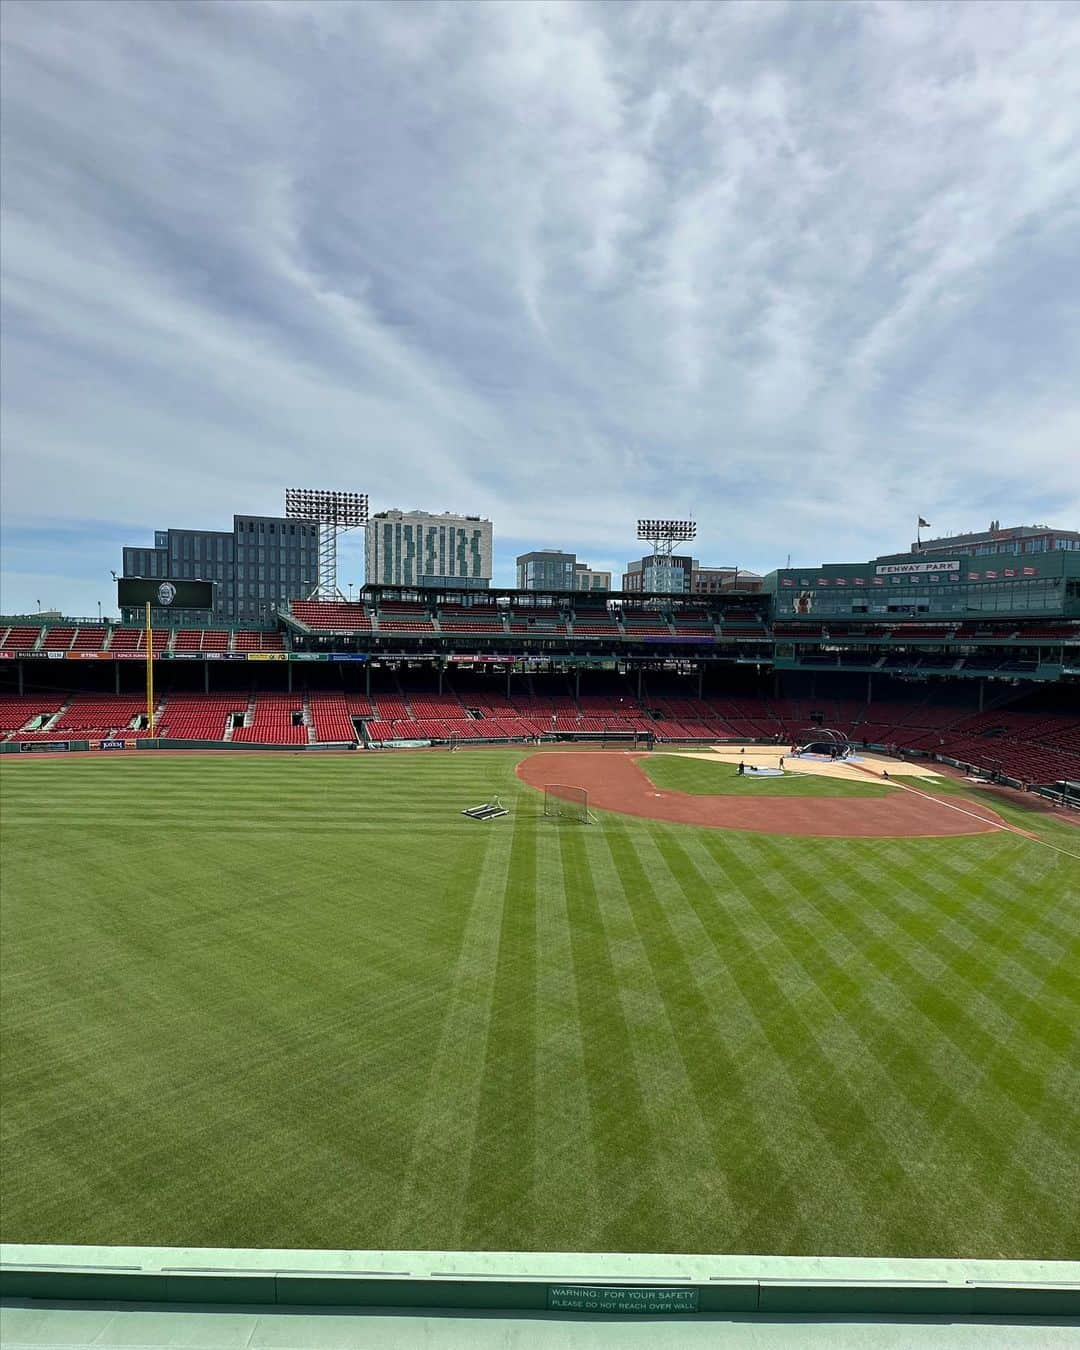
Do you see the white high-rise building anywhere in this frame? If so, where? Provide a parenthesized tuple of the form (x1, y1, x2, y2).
(365, 509, 493, 590)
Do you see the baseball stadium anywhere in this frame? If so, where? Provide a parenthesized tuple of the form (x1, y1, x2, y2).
(1, 526, 1079, 1330)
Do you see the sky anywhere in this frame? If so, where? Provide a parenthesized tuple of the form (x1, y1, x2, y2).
(2, 0, 1078, 618)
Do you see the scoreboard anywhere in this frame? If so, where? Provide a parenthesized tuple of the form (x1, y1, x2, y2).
(117, 578, 214, 609)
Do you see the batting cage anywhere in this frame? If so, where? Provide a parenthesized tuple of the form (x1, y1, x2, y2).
(795, 727, 853, 759)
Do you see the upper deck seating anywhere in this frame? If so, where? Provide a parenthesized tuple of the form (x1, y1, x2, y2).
(291, 601, 373, 632)
(71, 627, 108, 651)
(233, 630, 285, 651)
(0, 626, 44, 651)
(42, 627, 76, 650)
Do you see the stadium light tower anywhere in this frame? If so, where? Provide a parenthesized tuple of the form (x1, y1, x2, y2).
(285, 488, 369, 601)
(637, 518, 697, 594)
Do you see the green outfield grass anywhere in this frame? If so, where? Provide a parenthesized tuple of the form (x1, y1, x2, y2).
(1, 750, 1078, 1258)
(643, 753, 893, 797)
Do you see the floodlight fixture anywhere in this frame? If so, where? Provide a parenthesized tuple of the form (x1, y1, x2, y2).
(285, 488, 368, 528)
(637, 518, 696, 543)
(285, 488, 369, 600)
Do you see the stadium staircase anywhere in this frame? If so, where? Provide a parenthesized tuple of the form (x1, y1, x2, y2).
(224, 696, 255, 742)
(41, 700, 73, 733)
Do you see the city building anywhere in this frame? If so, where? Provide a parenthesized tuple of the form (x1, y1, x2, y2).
(691, 565, 763, 594)
(517, 550, 576, 591)
(575, 563, 612, 592)
(621, 556, 761, 594)
(516, 550, 611, 591)
(913, 522, 1080, 558)
(365, 509, 492, 590)
(121, 515, 319, 624)
(621, 555, 693, 594)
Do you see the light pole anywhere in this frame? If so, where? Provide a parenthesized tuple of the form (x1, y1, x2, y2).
(348, 581, 354, 602)
(98, 600, 102, 623)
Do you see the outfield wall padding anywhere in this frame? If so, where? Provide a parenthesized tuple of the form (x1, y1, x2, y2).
(2, 1247, 1078, 1318)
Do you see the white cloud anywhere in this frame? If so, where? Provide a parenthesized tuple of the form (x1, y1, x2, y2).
(1, 0, 1078, 612)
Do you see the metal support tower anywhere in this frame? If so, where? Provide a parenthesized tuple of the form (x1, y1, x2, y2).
(636, 518, 697, 594)
(286, 489, 369, 601)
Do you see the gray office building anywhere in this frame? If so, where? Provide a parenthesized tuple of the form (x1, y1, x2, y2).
(517, 550, 611, 591)
(121, 515, 319, 624)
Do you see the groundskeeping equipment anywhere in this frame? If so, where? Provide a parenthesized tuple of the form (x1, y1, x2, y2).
(462, 795, 508, 821)
(543, 783, 591, 824)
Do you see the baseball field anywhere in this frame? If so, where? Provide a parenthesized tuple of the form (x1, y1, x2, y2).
(1, 749, 1078, 1258)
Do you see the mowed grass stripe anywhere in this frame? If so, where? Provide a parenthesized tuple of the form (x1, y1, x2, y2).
(806, 850, 1079, 1154)
(388, 823, 509, 1250)
(530, 820, 600, 1246)
(659, 828, 891, 1253)
(461, 803, 539, 1246)
(596, 821, 732, 1231)
(558, 823, 677, 1250)
(750, 836, 1080, 1251)
(722, 834, 1020, 1256)
(730, 835, 972, 1256)
(632, 823, 806, 1248)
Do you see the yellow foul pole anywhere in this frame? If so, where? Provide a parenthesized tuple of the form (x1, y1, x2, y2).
(146, 601, 155, 734)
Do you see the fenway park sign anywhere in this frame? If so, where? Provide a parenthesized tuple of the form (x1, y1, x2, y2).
(875, 560, 960, 576)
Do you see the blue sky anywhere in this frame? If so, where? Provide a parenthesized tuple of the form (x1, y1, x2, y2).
(2, 0, 1078, 617)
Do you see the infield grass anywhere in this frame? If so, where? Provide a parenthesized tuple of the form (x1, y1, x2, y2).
(643, 754, 893, 797)
(2, 750, 1078, 1258)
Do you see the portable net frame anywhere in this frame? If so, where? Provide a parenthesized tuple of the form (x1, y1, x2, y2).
(796, 727, 853, 758)
(543, 783, 591, 824)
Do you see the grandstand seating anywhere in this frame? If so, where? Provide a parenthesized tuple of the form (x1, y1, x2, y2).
(232, 692, 306, 743)
(3, 695, 151, 739)
(156, 693, 240, 741)
(0, 695, 66, 731)
(5, 678, 1068, 781)
(52, 697, 144, 731)
(307, 692, 357, 743)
